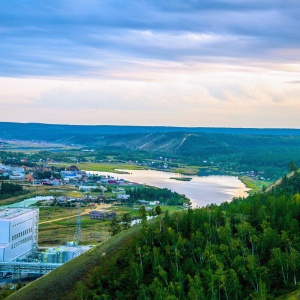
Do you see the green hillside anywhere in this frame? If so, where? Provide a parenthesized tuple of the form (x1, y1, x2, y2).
(6, 225, 142, 300)
(7, 171, 300, 299)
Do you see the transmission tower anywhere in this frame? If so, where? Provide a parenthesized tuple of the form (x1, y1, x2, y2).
(74, 206, 81, 245)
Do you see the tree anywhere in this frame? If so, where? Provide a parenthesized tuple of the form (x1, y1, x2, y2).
(288, 161, 297, 172)
(121, 213, 131, 230)
(109, 217, 121, 236)
(155, 205, 162, 215)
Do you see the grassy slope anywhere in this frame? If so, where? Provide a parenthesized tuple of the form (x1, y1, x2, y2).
(7, 224, 142, 300)
(239, 176, 273, 195)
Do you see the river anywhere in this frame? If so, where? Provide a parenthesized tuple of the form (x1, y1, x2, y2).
(87, 169, 249, 208)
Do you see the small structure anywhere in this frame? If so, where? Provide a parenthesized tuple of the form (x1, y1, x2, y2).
(88, 211, 105, 220)
(149, 201, 160, 206)
(79, 185, 98, 191)
(137, 200, 149, 205)
(40, 245, 83, 264)
(116, 194, 130, 201)
(88, 211, 116, 220)
(106, 211, 116, 219)
(68, 166, 79, 171)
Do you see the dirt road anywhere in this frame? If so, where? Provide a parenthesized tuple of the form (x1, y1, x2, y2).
(39, 204, 111, 224)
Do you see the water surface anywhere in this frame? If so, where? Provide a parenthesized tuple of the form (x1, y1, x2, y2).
(88, 169, 249, 207)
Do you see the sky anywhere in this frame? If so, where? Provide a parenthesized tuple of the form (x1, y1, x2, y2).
(0, 0, 300, 128)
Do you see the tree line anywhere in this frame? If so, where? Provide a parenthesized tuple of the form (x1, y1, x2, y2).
(0, 182, 27, 200)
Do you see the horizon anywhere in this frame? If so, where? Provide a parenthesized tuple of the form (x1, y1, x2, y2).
(0, 121, 300, 131)
(1, 1, 300, 127)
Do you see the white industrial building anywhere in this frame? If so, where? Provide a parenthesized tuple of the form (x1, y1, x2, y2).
(0, 208, 38, 262)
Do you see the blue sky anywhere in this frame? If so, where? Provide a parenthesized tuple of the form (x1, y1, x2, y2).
(1, 0, 300, 127)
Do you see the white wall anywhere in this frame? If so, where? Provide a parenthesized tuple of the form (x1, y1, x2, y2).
(0, 209, 38, 262)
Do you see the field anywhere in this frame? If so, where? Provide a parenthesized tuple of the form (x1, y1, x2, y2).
(38, 207, 111, 246)
(239, 176, 274, 195)
(49, 162, 149, 173)
(37, 203, 183, 246)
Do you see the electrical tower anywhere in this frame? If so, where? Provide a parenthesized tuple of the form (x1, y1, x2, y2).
(74, 206, 81, 245)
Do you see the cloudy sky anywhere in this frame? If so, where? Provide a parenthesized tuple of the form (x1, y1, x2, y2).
(1, 0, 300, 127)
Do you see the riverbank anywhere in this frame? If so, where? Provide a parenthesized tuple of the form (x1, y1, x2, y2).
(239, 176, 273, 195)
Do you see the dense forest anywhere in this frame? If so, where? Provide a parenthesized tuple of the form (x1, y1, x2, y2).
(62, 171, 300, 299)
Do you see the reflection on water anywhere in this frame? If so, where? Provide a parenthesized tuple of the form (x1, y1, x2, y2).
(87, 169, 249, 208)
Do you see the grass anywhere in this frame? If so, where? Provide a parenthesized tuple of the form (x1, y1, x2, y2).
(276, 287, 300, 300)
(37, 204, 184, 246)
(38, 206, 113, 246)
(239, 176, 274, 195)
(174, 166, 199, 175)
(49, 162, 149, 173)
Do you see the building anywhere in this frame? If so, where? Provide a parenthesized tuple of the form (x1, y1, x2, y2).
(0, 208, 39, 262)
(88, 211, 105, 219)
(40, 245, 83, 264)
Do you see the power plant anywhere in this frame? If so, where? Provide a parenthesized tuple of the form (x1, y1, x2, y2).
(0, 207, 38, 262)
(0, 207, 90, 279)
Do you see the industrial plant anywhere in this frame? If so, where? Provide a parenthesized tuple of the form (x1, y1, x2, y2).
(0, 207, 90, 280)
(0, 207, 38, 263)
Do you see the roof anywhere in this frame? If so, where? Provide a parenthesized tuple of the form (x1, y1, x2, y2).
(0, 208, 36, 220)
(89, 211, 104, 216)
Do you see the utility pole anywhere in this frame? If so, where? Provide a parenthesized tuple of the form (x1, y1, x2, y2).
(74, 206, 81, 245)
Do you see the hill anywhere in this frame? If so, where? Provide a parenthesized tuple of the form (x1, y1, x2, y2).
(2, 122, 300, 179)
(7, 171, 300, 300)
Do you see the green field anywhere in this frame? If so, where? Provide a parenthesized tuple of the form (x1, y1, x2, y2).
(239, 176, 274, 194)
(50, 162, 149, 173)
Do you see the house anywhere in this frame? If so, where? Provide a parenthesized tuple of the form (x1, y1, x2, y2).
(25, 174, 34, 182)
(50, 178, 60, 186)
(88, 211, 105, 220)
(137, 200, 149, 205)
(107, 180, 117, 184)
(69, 165, 79, 171)
(79, 185, 98, 191)
(149, 201, 160, 206)
(116, 194, 130, 201)
(106, 211, 116, 219)
(56, 196, 67, 204)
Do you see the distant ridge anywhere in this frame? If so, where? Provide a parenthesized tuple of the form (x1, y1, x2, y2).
(1, 122, 300, 141)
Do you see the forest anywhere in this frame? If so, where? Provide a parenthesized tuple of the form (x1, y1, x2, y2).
(65, 171, 300, 299)
(126, 186, 190, 206)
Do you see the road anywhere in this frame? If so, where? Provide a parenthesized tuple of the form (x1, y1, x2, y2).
(39, 204, 111, 224)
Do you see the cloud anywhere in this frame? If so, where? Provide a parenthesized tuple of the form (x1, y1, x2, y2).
(1, 1, 300, 128)
(1, 1, 300, 78)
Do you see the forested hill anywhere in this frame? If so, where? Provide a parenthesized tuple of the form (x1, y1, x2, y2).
(8, 171, 300, 300)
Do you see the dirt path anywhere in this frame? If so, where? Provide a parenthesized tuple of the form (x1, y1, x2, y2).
(265, 171, 295, 192)
(39, 204, 111, 224)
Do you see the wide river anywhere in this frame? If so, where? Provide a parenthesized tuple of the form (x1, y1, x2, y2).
(87, 169, 249, 208)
